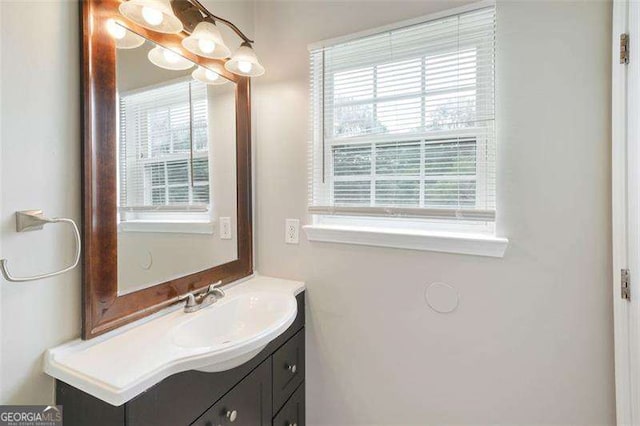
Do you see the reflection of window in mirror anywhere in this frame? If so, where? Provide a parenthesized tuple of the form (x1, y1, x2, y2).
(118, 78, 213, 233)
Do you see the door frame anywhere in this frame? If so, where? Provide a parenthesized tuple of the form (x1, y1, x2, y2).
(613, 1, 639, 423)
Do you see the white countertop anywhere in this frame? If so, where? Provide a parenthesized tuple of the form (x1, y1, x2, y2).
(44, 275, 305, 406)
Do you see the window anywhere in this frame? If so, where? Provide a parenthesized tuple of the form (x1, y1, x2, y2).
(118, 79, 211, 229)
(307, 4, 506, 255)
(308, 3, 506, 255)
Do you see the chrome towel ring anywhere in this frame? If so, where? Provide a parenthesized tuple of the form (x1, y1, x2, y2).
(0, 210, 81, 282)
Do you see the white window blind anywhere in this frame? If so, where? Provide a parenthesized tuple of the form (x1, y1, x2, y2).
(119, 79, 210, 221)
(309, 5, 496, 228)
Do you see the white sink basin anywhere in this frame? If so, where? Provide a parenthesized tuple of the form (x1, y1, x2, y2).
(173, 292, 294, 349)
(43, 276, 303, 406)
(171, 291, 297, 372)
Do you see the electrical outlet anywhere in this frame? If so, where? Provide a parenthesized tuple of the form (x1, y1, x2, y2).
(219, 217, 232, 240)
(285, 219, 300, 244)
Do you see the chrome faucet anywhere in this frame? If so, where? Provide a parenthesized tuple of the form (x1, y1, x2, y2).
(180, 281, 226, 313)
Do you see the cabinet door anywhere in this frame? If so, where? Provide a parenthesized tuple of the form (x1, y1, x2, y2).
(191, 359, 272, 426)
(272, 329, 305, 413)
(56, 381, 125, 426)
(273, 384, 305, 426)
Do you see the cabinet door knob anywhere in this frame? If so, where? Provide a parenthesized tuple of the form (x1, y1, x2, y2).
(226, 409, 238, 422)
(286, 364, 297, 374)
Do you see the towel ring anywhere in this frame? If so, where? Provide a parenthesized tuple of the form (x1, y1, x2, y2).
(0, 210, 81, 282)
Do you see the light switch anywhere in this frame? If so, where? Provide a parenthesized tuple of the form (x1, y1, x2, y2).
(220, 217, 232, 240)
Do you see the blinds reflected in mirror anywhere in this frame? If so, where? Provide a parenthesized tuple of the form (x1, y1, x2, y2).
(309, 5, 496, 223)
(118, 78, 210, 218)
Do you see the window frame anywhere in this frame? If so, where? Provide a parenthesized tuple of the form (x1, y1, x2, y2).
(117, 77, 214, 233)
(315, 39, 493, 229)
(305, 1, 508, 256)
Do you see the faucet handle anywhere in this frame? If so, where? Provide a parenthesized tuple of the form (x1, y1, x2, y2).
(208, 280, 225, 298)
(179, 293, 197, 310)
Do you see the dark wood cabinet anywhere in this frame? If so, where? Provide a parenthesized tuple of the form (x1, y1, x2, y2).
(272, 329, 305, 413)
(56, 292, 305, 426)
(192, 358, 271, 426)
(273, 383, 305, 426)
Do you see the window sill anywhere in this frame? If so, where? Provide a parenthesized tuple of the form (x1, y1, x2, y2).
(118, 221, 215, 235)
(302, 224, 508, 258)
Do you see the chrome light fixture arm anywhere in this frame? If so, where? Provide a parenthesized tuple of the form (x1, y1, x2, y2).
(119, 0, 264, 76)
(187, 0, 254, 43)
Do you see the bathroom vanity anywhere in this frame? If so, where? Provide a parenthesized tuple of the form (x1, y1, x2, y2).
(44, 2, 307, 424)
(48, 277, 305, 426)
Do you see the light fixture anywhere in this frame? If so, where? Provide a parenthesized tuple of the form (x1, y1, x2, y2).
(148, 46, 194, 70)
(107, 19, 127, 39)
(192, 66, 228, 85)
(224, 42, 265, 77)
(119, 0, 183, 34)
(182, 20, 231, 59)
(118, 0, 265, 77)
(106, 20, 145, 49)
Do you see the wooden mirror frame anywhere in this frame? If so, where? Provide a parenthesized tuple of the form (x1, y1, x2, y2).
(81, 0, 253, 339)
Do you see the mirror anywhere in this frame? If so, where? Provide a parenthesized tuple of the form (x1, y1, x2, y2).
(115, 31, 237, 295)
(81, 0, 253, 340)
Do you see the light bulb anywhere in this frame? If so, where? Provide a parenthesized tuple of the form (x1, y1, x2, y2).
(237, 61, 253, 74)
(141, 5, 163, 26)
(107, 20, 126, 40)
(198, 38, 216, 54)
(205, 69, 219, 81)
(162, 48, 180, 63)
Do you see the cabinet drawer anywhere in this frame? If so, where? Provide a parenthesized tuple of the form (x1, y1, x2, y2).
(191, 359, 272, 426)
(272, 329, 305, 413)
(273, 384, 305, 426)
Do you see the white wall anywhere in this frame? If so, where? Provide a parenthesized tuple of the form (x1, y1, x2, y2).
(253, 0, 614, 424)
(0, 1, 81, 404)
(0, 0, 254, 404)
